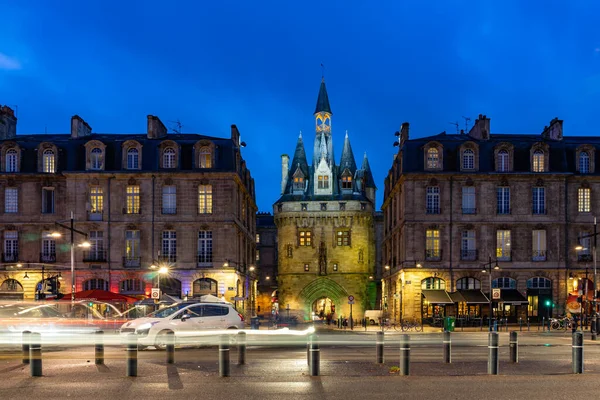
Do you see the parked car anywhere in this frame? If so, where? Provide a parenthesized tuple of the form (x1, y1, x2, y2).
(0, 302, 97, 334)
(120, 301, 244, 349)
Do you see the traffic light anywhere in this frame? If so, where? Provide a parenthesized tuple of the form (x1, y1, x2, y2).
(545, 299, 551, 307)
(88, 302, 94, 307)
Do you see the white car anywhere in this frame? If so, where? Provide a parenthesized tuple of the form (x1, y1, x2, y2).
(120, 302, 245, 349)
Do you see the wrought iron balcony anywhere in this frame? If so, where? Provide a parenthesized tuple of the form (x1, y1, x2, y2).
(158, 254, 177, 263)
(460, 249, 478, 261)
(426, 207, 441, 215)
(497, 207, 511, 215)
(83, 250, 107, 262)
(462, 207, 476, 215)
(197, 255, 213, 268)
(425, 249, 442, 261)
(40, 253, 56, 263)
(532, 207, 546, 215)
(497, 254, 512, 262)
(532, 250, 547, 261)
(162, 207, 177, 215)
(123, 256, 141, 268)
(578, 253, 593, 262)
(122, 207, 141, 215)
(88, 211, 103, 221)
(2, 252, 18, 263)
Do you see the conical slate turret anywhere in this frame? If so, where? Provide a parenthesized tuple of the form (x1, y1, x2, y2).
(361, 152, 376, 189)
(339, 131, 357, 174)
(314, 78, 332, 115)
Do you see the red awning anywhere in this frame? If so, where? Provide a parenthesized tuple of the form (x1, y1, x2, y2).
(53, 290, 139, 304)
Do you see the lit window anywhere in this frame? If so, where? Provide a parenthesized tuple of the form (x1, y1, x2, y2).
(496, 230, 511, 261)
(293, 176, 304, 191)
(318, 175, 329, 189)
(426, 229, 440, 259)
(578, 188, 591, 213)
(126, 185, 140, 214)
(336, 231, 351, 246)
(199, 147, 212, 168)
(532, 150, 544, 172)
(299, 230, 312, 246)
(43, 150, 55, 173)
(427, 148, 439, 169)
(341, 175, 352, 189)
(90, 187, 103, 213)
(198, 185, 213, 214)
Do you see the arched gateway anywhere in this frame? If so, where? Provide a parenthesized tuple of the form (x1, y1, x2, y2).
(298, 278, 348, 321)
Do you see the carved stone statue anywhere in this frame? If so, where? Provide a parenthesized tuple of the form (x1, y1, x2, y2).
(319, 241, 327, 275)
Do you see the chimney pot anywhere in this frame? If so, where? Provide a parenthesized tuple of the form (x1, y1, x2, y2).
(70, 115, 92, 139)
(147, 115, 167, 139)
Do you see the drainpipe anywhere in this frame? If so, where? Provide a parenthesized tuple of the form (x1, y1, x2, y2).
(152, 175, 155, 260)
(564, 177, 570, 316)
(449, 176, 453, 291)
(107, 176, 114, 291)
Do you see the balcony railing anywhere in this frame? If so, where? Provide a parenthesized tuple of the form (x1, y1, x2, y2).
(123, 207, 141, 215)
(83, 250, 107, 262)
(425, 249, 442, 261)
(578, 254, 593, 262)
(123, 257, 141, 268)
(158, 254, 177, 263)
(497, 207, 511, 215)
(460, 249, 478, 261)
(162, 207, 177, 215)
(88, 211, 103, 221)
(426, 207, 441, 215)
(497, 254, 511, 262)
(2, 252, 18, 263)
(532, 208, 546, 215)
(197, 255, 213, 268)
(532, 250, 547, 261)
(462, 207, 476, 214)
(40, 253, 56, 263)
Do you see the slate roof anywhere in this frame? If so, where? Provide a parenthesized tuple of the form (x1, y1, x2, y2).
(314, 79, 332, 115)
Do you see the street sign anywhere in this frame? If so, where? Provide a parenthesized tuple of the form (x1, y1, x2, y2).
(151, 288, 161, 299)
(232, 296, 244, 301)
(492, 288, 501, 300)
(348, 295, 354, 301)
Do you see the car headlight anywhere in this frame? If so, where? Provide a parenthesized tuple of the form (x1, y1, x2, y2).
(136, 322, 159, 331)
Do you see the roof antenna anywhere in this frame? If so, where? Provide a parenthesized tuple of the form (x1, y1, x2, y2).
(321, 63, 324, 80)
(449, 121, 459, 134)
(462, 116, 471, 132)
(169, 119, 183, 134)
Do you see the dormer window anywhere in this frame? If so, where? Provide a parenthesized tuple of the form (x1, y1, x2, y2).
(199, 147, 212, 168)
(127, 148, 139, 170)
(497, 150, 509, 172)
(6, 149, 17, 172)
(90, 148, 103, 170)
(462, 149, 474, 170)
(293, 176, 304, 191)
(43, 149, 55, 173)
(318, 175, 329, 189)
(341, 174, 352, 190)
(532, 150, 544, 172)
(163, 148, 176, 169)
(580, 152, 590, 174)
(427, 148, 439, 169)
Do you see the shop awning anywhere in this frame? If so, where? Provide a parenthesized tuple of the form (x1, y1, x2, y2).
(422, 290, 453, 304)
(498, 289, 529, 305)
(450, 290, 489, 304)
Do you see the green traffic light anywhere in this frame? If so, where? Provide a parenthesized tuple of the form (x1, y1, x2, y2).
(545, 300, 551, 307)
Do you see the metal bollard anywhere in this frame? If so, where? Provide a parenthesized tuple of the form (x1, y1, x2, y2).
(307, 335, 312, 366)
(443, 330, 451, 363)
(400, 334, 410, 376)
(219, 335, 230, 377)
(376, 331, 384, 364)
(237, 331, 246, 365)
(591, 315, 597, 341)
(126, 333, 137, 377)
(488, 332, 499, 375)
(22, 331, 30, 365)
(509, 331, 518, 363)
(95, 330, 104, 365)
(309, 337, 320, 376)
(29, 332, 42, 377)
(166, 331, 175, 364)
(519, 318, 522, 332)
(527, 318, 530, 332)
(572, 332, 583, 374)
(541, 317, 544, 332)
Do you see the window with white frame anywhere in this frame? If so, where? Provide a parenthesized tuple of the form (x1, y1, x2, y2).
(4, 231, 18, 261)
(127, 148, 139, 169)
(163, 148, 176, 168)
(90, 148, 103, 170)
(532, 229, 547, 261)
(461, 230, 476, 260)
(578, 188, 591, 212)
(5, 149, 17, 172)
(83, 278, 108, 291)
(4, 187, 18, 213)
(497, 150, 509, 172)
(43, 149, 55, 173)
(41, 188, 55, 214)
(427, 148, 439, 169)
(197, 231, 213, 266)
(198, 185, 212, 214)
(126, 185, 140, 214)
(162, 185, 176, 214)
(293, 175, 304, 191)
(426, 186, 440, 214)
(41, 232, 56, 260)
(199, 147, 212, 168)
(527, 277, 552, 289)
(496, 230, 511, 261)
(425, 229, 440, 259)
(125, 230, 140, 260)
(492, 277, 516, 289)
(161, 231, 177, 261)
(497, 187, 510, 214)
(120, 279, 143, 293)
(318, 175, 329, 189)
(421, 277, 445, 290)
(462, 186, 475, 214)
(580, 151, 590, 174)
(532, 150, 544, 172)
(579, 233, 592, 258)
(462, 148, 474, 170)
(90, 187, 103, 213)
(456, 277, 481, 290)
(532, 187, 545, 214)
(89, 231, 104, 259)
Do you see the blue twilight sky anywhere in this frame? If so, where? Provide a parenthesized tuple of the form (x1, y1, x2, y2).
(2, 0, 600, 212)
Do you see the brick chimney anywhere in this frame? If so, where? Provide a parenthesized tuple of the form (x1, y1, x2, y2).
(281, 154, 289, 194)
(231, 124, 241, 147)
(147, 115, 167, 139)
(70, 115, 92, 139)
(468, 114, 490, 140)
(400, 122, 409, 148)
(541, 117, 563, 141)
(0, 105, 17, 140)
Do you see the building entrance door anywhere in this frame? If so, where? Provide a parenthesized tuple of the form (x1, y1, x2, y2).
(312, 297, 335, 323)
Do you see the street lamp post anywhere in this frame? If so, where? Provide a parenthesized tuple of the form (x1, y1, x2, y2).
(578, 218, 599, 338)
(482, 255, 499, 331)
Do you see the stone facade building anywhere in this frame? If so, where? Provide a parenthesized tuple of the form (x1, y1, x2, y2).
(255, 212, 278, 317)
(383, 115, 599, 325)
(274, 80, 378, 322)
(0, 105, 258, 317)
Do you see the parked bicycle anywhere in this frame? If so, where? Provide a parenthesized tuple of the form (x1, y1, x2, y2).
(401, 319, 423, 332)
(550, 316, 573, 330)
(382, 319, 402, 332)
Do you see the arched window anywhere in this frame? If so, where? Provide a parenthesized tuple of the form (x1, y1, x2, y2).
(160, 278, 182, 297)
(83, 278, 108, 291)
(6, 149, 17, 172)
(199, 147, 212, 168)
(119, 278, 143, 294)
(163, 148, 176, 169)
(421, 277, 446, 290)
(580, 152, 590, 174)
(456, 277, 481, 290)
(532, 150, 544, 172)
(427, 148, 439, 169)
(462, 149, 474, 170)
(492, 277, 517, 289)
(127, 148, 139, 169)
(89, 148, 103, 170)
(497, 150, 509, 172)
(193, 278, 218, 296)
(526, 277, 552, 289)
(0, 279, 23, 292)
(43, 149, 55, 173)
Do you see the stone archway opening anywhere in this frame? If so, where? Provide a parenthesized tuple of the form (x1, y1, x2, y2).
(312, 297, 336, 321)
(298, 278, 348, 321)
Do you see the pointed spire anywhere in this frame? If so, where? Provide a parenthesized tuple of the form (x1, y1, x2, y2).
(319, 131, 328, 161)
(339, 131, 357, 174)
(361, 152, 376, 189)
(314, 78, 332, 115)
(299, 130, 302, 138)
(290, 133, 309, 178)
